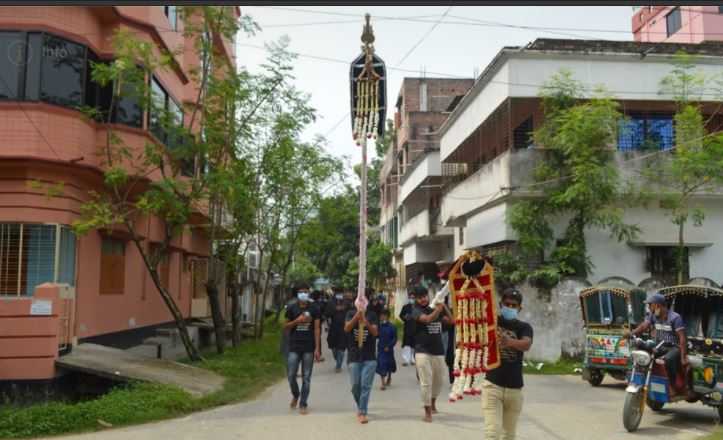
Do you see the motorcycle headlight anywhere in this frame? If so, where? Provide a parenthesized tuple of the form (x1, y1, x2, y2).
(632, 350, 651, 366)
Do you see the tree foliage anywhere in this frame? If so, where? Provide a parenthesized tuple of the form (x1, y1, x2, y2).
(503, 69, 639, 287)
(642, 53, 723, 283)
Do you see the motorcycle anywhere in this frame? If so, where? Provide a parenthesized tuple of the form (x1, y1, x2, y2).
(622, 336, 721, 432)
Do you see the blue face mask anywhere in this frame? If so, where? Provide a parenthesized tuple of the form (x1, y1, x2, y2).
(335, 294, 343, 300)
(408, 298, 415, 304)
(500, 306, 518, 321)
(298, 292, 309, 302)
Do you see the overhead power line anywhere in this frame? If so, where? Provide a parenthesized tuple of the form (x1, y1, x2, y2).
(393, 6, 452, 68)
(236, 42, 723, 98)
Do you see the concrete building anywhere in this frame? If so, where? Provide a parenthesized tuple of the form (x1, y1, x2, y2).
(0, 6, 238, 381)
(633, 6, 723, 43)
(379, 78, 474, 312)
(438, 38, 723, 287)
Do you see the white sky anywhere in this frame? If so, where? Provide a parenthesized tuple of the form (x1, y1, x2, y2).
(236, 6, 635, 172)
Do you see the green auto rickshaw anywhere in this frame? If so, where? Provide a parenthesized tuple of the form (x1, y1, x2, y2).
(580, 285, 648, 386)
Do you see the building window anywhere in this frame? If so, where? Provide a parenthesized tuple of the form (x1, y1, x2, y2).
(1, 30, 144, 129)
(100, 237, 125, 295)
(0, 224, 76, 296)
(0, 32, 22, 99)
(149, 76, 184, 146)
(84, 52, 143, 127)
(191, 258, 208, 299)
(618, 113, 674, 151)
(513, 116, 534, 149)
(646, 246, 688, 284)
(666, 7, 681, 37)
(39, 34, 86, 109)
(163, 6, 178, 31)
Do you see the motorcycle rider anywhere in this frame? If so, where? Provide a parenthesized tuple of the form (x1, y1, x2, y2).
(624, 293, 687, 393)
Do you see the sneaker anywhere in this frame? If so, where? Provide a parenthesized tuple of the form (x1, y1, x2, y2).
(402, 362, 408, 366)
(335, 367, 341, 373)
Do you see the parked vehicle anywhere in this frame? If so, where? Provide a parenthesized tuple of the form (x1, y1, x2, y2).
(579, 285, 647, 386)
(622, 284, 723, 432)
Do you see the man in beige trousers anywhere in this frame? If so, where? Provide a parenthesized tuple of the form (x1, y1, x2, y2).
(483, 288, 533, 439)
(411, 285, 453, 423)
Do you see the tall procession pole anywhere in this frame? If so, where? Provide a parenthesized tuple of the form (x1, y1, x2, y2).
(350, 14, 386, 347)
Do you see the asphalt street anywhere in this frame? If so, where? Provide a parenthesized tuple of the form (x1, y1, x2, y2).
(58, 357, 720, 440)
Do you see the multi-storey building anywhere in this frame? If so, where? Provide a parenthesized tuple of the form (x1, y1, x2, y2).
(438, 38, 723, 286)
(0, 6, 238, 381)
(633, 6, 723, 43)
(379, 78, 473, 310)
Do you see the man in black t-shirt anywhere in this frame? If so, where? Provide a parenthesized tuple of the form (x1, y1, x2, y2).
(483, 288, 533, 440)
(326, 286, 351, 372)
(412, 285, 453, 423)
(399, 290, 417, 366)
(284, 284, 321, 415)
(344, 288, 379, 424)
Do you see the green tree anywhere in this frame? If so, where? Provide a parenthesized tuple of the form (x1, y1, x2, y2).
(505, 69, 639, 286)
(297, 185, 359, 284)
(645, 53, 723, 284)
(74, 9, 250, 360)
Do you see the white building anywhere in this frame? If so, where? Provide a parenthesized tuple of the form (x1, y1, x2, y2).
(420, 38, 723, 286)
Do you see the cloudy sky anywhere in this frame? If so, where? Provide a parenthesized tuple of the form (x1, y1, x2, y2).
(236, 6, 635, 171)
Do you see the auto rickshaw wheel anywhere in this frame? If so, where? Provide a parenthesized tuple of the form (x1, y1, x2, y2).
(646, 397, 664, 412)
(587, 369, 604, 386)
(717, 404, 723, 421)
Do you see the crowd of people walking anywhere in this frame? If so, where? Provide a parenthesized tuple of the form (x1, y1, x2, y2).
(280, 281, 533, 439)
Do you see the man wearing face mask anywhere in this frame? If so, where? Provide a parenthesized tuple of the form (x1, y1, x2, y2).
(483, 288, 533, 440)
(625, 293, 687, 392)
(284, 284, 322, 415)
(326, 286, 351, 372)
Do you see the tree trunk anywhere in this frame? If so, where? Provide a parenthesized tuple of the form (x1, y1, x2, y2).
(274, 284, 284, 323)
(677, 220, 686, 285)
(128, 234, 203, 362)
(229, 272, 241, 347)
(257, 261, 274, 340)
(204, 279, 226, 354)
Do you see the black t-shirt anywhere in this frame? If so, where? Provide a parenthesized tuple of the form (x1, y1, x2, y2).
(345, 309, 379, 363)
(326, 298, 351, 323)
(412, 306, 446, 356)
(285, 302, 320, 353)
(485, 318, 534, 389)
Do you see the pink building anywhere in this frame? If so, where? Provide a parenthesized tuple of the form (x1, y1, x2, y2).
(633, 5, 723, 43)
(0, 6, 237, 382)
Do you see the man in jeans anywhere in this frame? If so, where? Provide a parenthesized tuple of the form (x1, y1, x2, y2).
(344, 287, 379, 424)
(483, 289, 533, 440)
(412, 285, 453, 423)
(284, 284, 321, 415)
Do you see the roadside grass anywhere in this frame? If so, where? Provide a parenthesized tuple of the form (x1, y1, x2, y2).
(699, 427, 723, 440)
(0, 315, 285, 439)
(523, 359, 582, 375)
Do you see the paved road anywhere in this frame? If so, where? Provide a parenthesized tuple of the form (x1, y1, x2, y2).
(60, 359, 719, 440)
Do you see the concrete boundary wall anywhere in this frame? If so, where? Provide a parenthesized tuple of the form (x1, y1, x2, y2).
(0, 284, 67, 380)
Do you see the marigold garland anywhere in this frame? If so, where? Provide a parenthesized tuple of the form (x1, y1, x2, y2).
(448, 251, 499, 403)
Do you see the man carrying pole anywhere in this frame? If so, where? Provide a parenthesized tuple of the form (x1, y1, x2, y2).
(346, 12, 387, 423)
